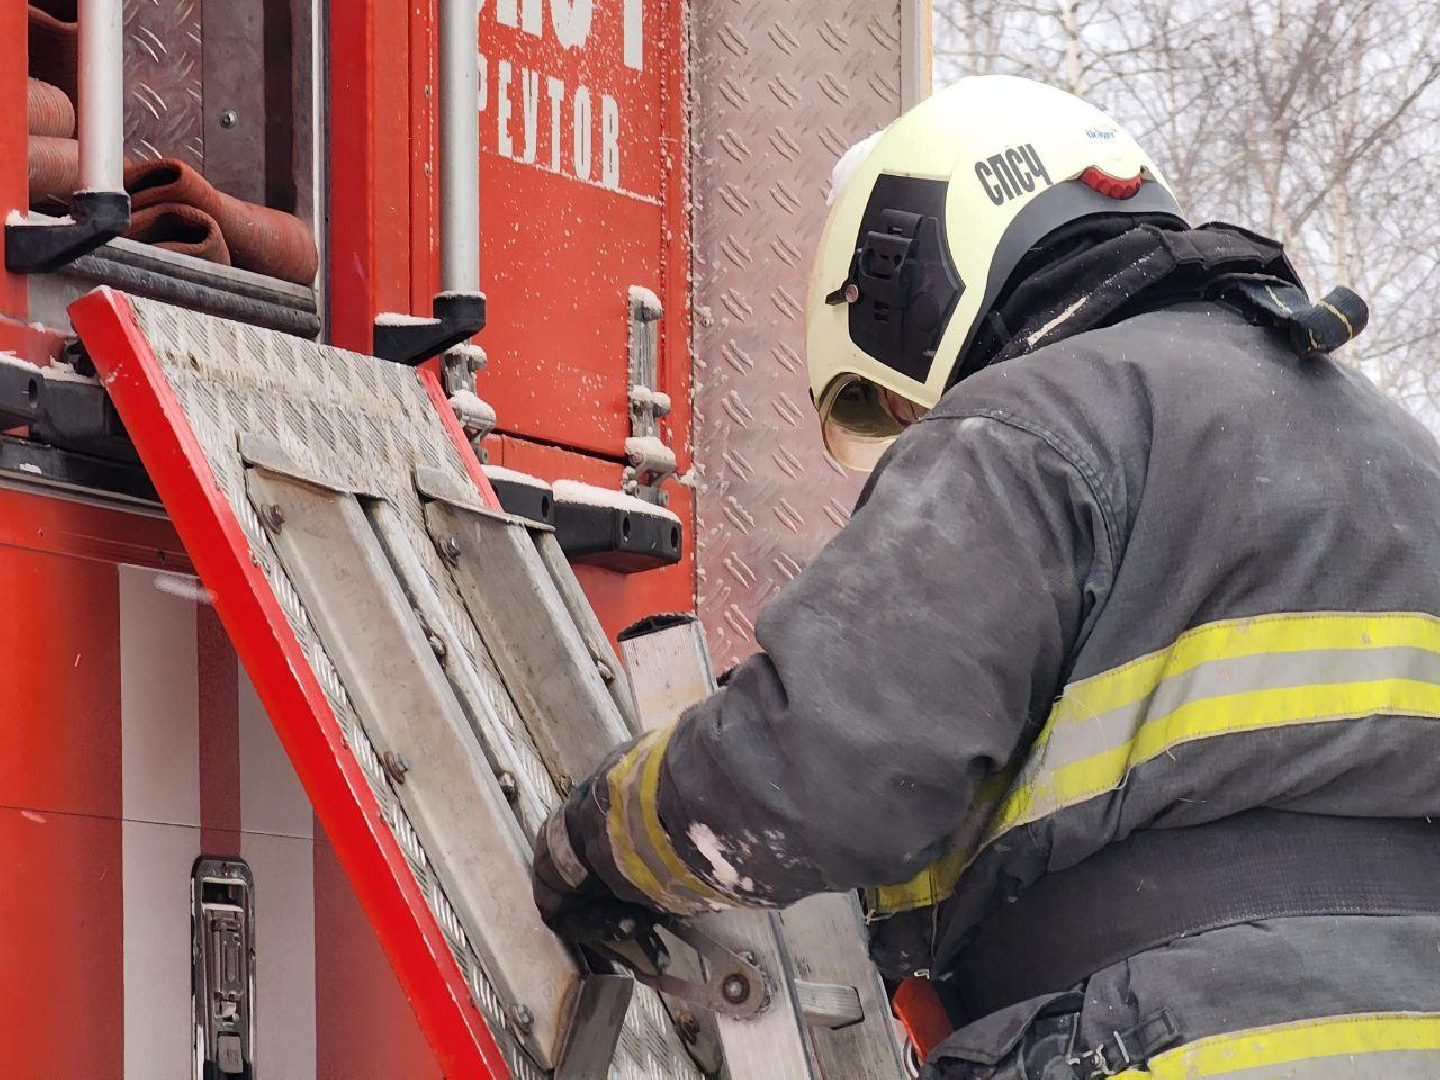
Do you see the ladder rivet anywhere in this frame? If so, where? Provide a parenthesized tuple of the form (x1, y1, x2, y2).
(382, 751, 410, 785)
(263, 504, 285, 531)
(442, 536, 462, 560)
(510, 1004, 534, 1032)
(496, 770, 518, 801)
(427, 632, 446, 658)
(595, 659, 614, 682)
(722, 974, 751, 1005)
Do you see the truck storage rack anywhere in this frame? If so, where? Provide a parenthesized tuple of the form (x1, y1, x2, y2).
(67, 287, 904, 1079)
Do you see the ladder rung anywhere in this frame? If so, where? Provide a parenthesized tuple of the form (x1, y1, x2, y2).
(795, 980, 865, 1030)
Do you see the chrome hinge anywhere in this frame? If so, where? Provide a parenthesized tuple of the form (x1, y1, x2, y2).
(624, 286, 676, 506)
(441, 343, 497, 457)
(192, 858, 256, 1079)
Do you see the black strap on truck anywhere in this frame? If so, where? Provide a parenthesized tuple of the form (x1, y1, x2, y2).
(944, 809, 1440, 1019)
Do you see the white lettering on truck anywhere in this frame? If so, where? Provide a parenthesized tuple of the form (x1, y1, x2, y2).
(477, 0, 646, 197)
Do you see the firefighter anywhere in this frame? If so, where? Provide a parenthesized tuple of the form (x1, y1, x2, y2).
(534, 74, 1440, 1077)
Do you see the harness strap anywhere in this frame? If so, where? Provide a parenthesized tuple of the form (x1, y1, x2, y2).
(945, 810, 1440, 1019)
(1222, 277, 1369, 357)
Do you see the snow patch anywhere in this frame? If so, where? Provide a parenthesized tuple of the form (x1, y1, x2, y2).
(687, 823, 754, 894)
(829, 128, 885, 205)
(483, 464, 551, 490)
(628, 284, 663, 315)
(0, 351, 98, 385)
(627, 386, 672, 414)
(1025, 296, 1088, 348)
(14, 463, 41, 475)
(8, 209, 74, 226)
(448, 389, 496, 426)
(624, 434, 676, 470)
(153, 573, 214, 605)
(373, 312, 438, 327)
(551, 479, 681, 523)
(446, 342, 488, 366)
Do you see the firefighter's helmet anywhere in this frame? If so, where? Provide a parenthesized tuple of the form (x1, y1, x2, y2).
(808, 75, 1186, 470)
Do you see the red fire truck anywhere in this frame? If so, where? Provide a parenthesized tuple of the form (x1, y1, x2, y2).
(1, 1, 926, 1075)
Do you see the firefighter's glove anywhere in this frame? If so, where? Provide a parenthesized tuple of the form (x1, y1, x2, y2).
(532, 801, 669, 978)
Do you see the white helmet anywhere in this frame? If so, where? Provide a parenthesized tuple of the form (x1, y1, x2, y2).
(807, 75, 1185, 470)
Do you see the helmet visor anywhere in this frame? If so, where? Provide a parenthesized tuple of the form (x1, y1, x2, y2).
(818, 375, 911, 472)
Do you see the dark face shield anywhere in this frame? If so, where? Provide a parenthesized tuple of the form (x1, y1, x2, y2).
(817, 375, 925, 472)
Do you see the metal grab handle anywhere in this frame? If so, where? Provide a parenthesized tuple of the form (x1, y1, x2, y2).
(78, 0, 126, 195)
(372, 0, 487, 363)
(6, 0, 130, 272)
(439, 0, 481, 295)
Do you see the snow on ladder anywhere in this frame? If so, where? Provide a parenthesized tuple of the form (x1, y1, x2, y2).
(69, 287, 905, 1080)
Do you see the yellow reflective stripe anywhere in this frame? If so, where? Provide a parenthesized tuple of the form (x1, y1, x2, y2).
(1045, 612, 1440, 744)
(605, 730, 672, 906)
(995, 677, 1440, 836)
(867, 850, 968, 915)
(1115, 1012, 1440, 1077)
(633, 722, 731, 908)
(603, 726, 730, 913)
(865, 767, 1017, 917)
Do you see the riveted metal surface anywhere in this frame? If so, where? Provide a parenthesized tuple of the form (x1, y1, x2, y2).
(692, 1, 906, 669)
(123, 0, 204, 167)
(113, 295, 699, 1080)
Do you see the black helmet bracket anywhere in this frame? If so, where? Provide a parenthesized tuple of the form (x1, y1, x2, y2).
(826, 174, 964, 385)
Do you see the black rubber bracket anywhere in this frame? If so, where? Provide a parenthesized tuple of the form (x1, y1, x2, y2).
(0, 434, 156, 504)
(5, 190, 131, 275)
(372, 291, 487, 366)
(554, 494, 683, 573)
(0, 350, 138, 462)
(486, 474, 555, 526)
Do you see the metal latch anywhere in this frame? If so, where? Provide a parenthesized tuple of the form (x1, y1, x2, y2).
(440, 343, 498, 454)
(192, 858, 256, 1079)
(624, 286, 677, 505)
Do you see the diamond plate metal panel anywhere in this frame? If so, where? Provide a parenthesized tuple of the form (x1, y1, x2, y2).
(124, 0, 204, 167)
(116, 296, 701, 1080)
(692, 1, 906, 669)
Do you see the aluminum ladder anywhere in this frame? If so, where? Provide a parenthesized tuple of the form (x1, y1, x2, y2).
(69, 287, 907, 1079)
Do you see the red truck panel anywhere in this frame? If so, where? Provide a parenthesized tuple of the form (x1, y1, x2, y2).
(0, 485, 439, 1079)
(331, 0, 692, 464)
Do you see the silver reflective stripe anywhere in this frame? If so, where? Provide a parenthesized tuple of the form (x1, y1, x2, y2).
(543, 809, 589, 890)
(990, 615, 1440, 841)
(1039, 645, 1440, 771)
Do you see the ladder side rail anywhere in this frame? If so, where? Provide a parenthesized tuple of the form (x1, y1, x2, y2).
(367, 496, 554, 839)
(423, 499, 632, 787)
(534, 529, 645, 736)
(245, 466, 577, 1068)
(619, 619, 820, 1080)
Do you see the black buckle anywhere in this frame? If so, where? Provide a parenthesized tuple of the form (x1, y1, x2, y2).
(854, 209, 924, 308)
(1066, 1009, 1180, 1078)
